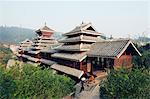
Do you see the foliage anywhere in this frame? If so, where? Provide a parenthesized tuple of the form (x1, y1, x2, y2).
(0, 67, 16, 99)
(1, 54, 12, 65)
(99, 68, 150, 99)
(0, 47, 12, 54)
(133, 43, 150, 69)
(139, 43, 150, 52)
(0, 64, 75, 99)
(0, 46, 12, 65)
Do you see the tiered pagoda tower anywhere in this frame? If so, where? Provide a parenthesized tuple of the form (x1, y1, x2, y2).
(17, 39, 33, 60)
(51, 22, 101, 78)
(22, 25, 57, 64)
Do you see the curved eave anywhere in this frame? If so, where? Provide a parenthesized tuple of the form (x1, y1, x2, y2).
(40, 59, 55, 65)
(88, 54, 116, 59)
(35, 28, 54, 33)
(62, 31, 101, 36)
(59, 39, 97, 43)
(51, 64, 84, 78)
(51, 53, 87, 62)
(56, 48, 90, 51)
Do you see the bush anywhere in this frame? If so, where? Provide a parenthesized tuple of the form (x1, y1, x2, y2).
(2, 54, 12, 64)
(0, 47, 12, 65)
(133, 51, 150, 69)
(0, 47, 12, 54)
(99, 68, 150, 99)
(0, 64, 75, 99)
(133, 43, 150, 69)
(0, 67, 16, 99)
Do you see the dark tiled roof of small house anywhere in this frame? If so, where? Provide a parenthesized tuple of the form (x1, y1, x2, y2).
(88, 39, 141, 58)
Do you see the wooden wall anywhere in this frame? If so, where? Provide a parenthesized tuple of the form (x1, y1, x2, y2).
(114, 54, 132, 68)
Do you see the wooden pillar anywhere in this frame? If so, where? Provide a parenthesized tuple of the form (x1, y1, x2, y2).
(80, 62, 82, 70)
(87, 63, 91, 72)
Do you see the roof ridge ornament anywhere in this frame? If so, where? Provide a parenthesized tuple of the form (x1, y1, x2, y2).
(81, 21, 84, 24)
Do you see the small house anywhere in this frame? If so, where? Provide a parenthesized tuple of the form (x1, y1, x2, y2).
(87, 39, 141, 76)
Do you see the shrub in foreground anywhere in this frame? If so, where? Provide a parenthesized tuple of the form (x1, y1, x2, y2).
(99, 68, 150, 99)
(0, 64, 75, 99)
(0, 67, 16, 99)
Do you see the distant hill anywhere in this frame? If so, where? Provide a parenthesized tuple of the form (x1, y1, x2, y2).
(0, 26, 35, 44)
(0, 26, 62, 44)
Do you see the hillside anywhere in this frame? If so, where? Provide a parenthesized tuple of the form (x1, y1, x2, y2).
(0, 26, 35, 44)
(0, 26, 62, 44)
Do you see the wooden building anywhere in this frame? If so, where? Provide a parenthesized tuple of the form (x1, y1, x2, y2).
(88, 39, 141, 76)
(21, 25, 58, 64)
(17, 22, 142, 80)
(50, 22, 102, 79)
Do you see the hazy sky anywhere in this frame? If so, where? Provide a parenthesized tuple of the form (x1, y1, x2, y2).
(0, 0, 150, 38)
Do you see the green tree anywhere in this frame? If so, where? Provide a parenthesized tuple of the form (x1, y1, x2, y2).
(0, 46, 12, 65)
(133, 51, 150, 69)
(99, 68, 150, 99)
(0, 67, 16, 99)
(133, 43, 150, 69)
(2, 54, 12, 64)
(7, 64, 75, 98)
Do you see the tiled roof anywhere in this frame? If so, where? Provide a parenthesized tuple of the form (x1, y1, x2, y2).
(51, 64, 84, 78)
(19, 39, 33, 50)
(88, 39, 141, 58)
(59, 35, 100, 43)
(51, 52, 87, 62)
(27, 56, 40, 62)
(21, 39, 33, 44)
(30, 46, 44, 50)
(28, 50, 40, 54)
(36, 25, 54, 33)
(22, 55, 39, 62)
(20, 43, 31, 47)
(35, 36, 55, 40)
(34, 40, 57, 43)
(40, 59, 55, 65)
(40, 44, 61, 53)
(22, 54, 30, 58)
(56, 43, 91, 51)
(40, 48, 55, 53)
(31, 38, 58, 51)
(33, 43, 56, 47)
(63, 22, 101, 36)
